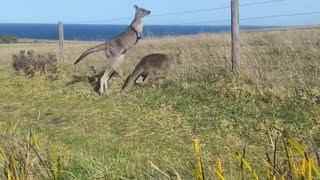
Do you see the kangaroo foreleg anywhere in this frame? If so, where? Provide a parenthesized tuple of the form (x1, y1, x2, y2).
(142, 72, 156, 85)
(122, 68, 144, 91)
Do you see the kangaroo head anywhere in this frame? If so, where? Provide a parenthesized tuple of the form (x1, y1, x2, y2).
(134, 5, 151, 18)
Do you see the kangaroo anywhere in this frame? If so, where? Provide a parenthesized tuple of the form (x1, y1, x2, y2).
(74, 5, 151, 94)
(121, 50, 182, 91)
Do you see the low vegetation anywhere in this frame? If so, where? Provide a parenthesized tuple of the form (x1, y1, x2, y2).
(0, 35, 18, 44)
(11, 50, 58, 78)
(0, 27, 319, 179)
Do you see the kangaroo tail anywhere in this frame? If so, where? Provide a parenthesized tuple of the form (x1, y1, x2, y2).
(74, 43, 106, 65)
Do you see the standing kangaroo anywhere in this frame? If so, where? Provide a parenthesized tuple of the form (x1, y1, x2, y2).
(74, 5, 151, 94)
(121, 50, 182, 91)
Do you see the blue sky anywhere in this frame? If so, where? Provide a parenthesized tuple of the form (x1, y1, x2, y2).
(0, 0, 319, 26)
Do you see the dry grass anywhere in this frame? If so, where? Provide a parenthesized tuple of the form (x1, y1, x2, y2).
(0, 26, 319, 179)
(1, 26, 319, 90)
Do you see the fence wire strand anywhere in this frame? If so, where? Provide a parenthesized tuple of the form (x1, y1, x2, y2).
(70, 0, 289, 24)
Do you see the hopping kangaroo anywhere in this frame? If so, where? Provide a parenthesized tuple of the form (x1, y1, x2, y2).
(74, 5, 151, 94)
(121, 51, 182, 91)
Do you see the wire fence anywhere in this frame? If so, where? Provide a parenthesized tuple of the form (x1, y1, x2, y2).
(150, 38, 320, 61)
(68, 0, 318, 26)
(70, 0, 288, 24)
(59, 0, 320, 71)
(160, 41, 320, 48)
(64, 0, 320, 51)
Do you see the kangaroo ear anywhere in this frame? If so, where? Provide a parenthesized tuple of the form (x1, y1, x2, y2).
(133, 5, 138, 10)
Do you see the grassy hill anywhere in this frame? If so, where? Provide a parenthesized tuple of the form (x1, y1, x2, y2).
(0, 27, 320, 179)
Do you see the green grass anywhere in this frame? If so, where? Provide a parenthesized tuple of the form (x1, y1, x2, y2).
(0, 27, 320, 179)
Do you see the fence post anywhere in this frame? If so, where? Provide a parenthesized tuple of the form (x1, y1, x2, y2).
(231, 0, 240, 74)
(58, 22, 64, 64)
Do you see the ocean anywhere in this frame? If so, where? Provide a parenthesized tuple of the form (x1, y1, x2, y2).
(0, 23, 274, 41)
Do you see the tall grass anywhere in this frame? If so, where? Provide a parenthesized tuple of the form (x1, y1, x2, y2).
(147, 135, 320, 179)
(1, 27, 319, 92)
(0, 27, 319, 179)
(0, 121, 70, 180)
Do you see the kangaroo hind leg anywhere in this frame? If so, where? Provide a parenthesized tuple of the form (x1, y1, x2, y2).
(99, 55, 125, 95)
(99, 67, 114, 95)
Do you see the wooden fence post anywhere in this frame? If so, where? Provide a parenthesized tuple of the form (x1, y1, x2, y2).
(231, 0, 240, 74)
(58, 22, 64, 63)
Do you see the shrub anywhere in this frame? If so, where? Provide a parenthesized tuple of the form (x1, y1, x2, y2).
(12, 50, 58, 78)
(0, 35, 17, 44)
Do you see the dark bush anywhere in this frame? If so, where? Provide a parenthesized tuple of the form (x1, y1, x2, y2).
(0, 35, 18, 44)
(12, 50, 58, 78)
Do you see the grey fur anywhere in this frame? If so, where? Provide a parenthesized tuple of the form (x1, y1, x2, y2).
(121, 50, 182, 91)
(74, 5, 151, 94)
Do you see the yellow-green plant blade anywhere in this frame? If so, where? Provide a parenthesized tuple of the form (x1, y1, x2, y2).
(288, 138, 305, 157)
(309, 159, 312, 180)
(7, 169, 12, 180)
(301, 158, 306, 179)
(61, 146, 69, 170)
(288, 148, 298, 178)
(214, 169, 226, 180)
(311, 160, 320, 177)
(21, 168, 26, 180)
(0, 146, 4, 158)
(194, 138, 204, 180)
(232, 150, 259, 180)
(266, 163, 272, 180)
(288, 138, 320, 177)
(218, 157, 223, 176)
(12, 119, 20, 134)
(34, 132, 44, 149)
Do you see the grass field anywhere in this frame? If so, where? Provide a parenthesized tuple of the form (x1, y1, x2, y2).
(0, 27, 320, 179)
